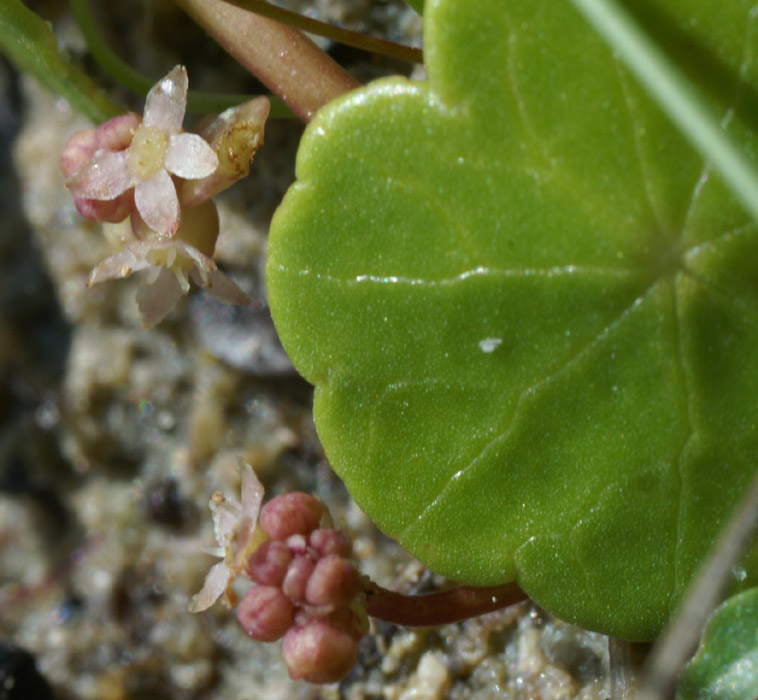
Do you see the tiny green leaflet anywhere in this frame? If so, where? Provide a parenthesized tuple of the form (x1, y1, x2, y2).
(267, 0, 758, 639)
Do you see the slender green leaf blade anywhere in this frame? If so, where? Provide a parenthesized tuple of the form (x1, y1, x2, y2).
(0, 0, 119, 123)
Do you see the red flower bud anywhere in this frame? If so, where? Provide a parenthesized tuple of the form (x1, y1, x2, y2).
(282, 620, 359, 684)
(260, 492, 323, 540)
(309, 529, 352, 557)
(237, 586, 294, 642)
(282, 555, 316, 602)
(305, 555, 361, 607)
(246, 540, 293, 586)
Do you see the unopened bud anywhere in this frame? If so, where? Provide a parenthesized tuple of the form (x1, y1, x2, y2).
(305, 555, 361, 607)
(62, 113, 140, 223)
(282, 554, 316, 602)
(246, 540, 293, 586)
(182, 97, 270, 207)
(260, 492, 323, 540)
(237, 585, 294, 642)
(309, 529, 352, 557)
(282, 620, 359, 684)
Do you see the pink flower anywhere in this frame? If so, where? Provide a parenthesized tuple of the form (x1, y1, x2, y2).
(65, 66, 218, 235)
(61, 113, 141, 222)
(189, 459, 265, 613)
(88, 199, 250, 329)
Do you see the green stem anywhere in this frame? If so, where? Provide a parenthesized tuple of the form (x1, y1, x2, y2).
(222, 0, 423, 64)
(69, 0, 291, 116)
(568, 0, 758, 223)
(0, 0, 119, 122)
(173, 0, 360, 123)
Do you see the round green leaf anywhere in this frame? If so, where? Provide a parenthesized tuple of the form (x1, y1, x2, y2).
(267, 0, 758, 639)
(677, 587, 758, 700)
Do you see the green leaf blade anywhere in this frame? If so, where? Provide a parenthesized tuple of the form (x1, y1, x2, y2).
(268, 0, 758, 638)
(677, 588, 758, 700)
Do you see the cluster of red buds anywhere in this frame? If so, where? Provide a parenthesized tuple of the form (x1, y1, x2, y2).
(239, 492, 368, 683)
(189, 461, 526, 684)
(188, 461, 369, 684)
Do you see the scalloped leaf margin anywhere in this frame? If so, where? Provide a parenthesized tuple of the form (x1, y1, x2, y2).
(267, 0, 758, 639)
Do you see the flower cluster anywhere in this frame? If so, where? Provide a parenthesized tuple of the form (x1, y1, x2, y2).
(241, 491, 368, 683)
(62, 66, 270, 328)
(189, 461, 368, 684)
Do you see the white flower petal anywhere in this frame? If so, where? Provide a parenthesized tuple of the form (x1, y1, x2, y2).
(135, 170, 180, 235)
(238, 459, 264, 528)
(187, 560, 231, 613)
(145, 265, 162, 285)
(66, 150, 132, 200)
(136, 267, 184, 329)
(200, 269, 252, 306)
(230, 515, 257, 571)
(165, 133, 219, 179)
(211, 497, 242, 546)
(176, 242, 215, 273)
(87, 251, 150, 286)
(143, 65, 188, 133)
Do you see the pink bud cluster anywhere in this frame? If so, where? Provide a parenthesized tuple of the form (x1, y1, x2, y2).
(237, 492, 367, 684)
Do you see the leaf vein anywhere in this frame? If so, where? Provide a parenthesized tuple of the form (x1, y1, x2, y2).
(615, 62, 665, 234)
(670, 278, 697, 611)
(276, 263, 641, 287)
(681, 7, 758, 243)
(403, 281, 661, 534)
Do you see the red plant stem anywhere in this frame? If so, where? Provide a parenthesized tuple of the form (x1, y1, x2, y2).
(173, 0, 360, 122)
(365, 581, 529, 627)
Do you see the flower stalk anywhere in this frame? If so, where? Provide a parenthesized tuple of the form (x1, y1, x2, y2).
(365, 580, 529, 627)
(172, 0, 360, 122)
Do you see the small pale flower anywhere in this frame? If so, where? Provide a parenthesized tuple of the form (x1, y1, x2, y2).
(65, 66, 218, 235)
(189, 459, 265, 613)
(88, 199, 250, 329)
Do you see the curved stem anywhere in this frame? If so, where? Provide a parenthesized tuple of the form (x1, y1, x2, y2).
(365, 580, 529, 627)
(222, 0, 423, 64)
(70, 0, 291, 116)
(173, 0, 360, 122)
